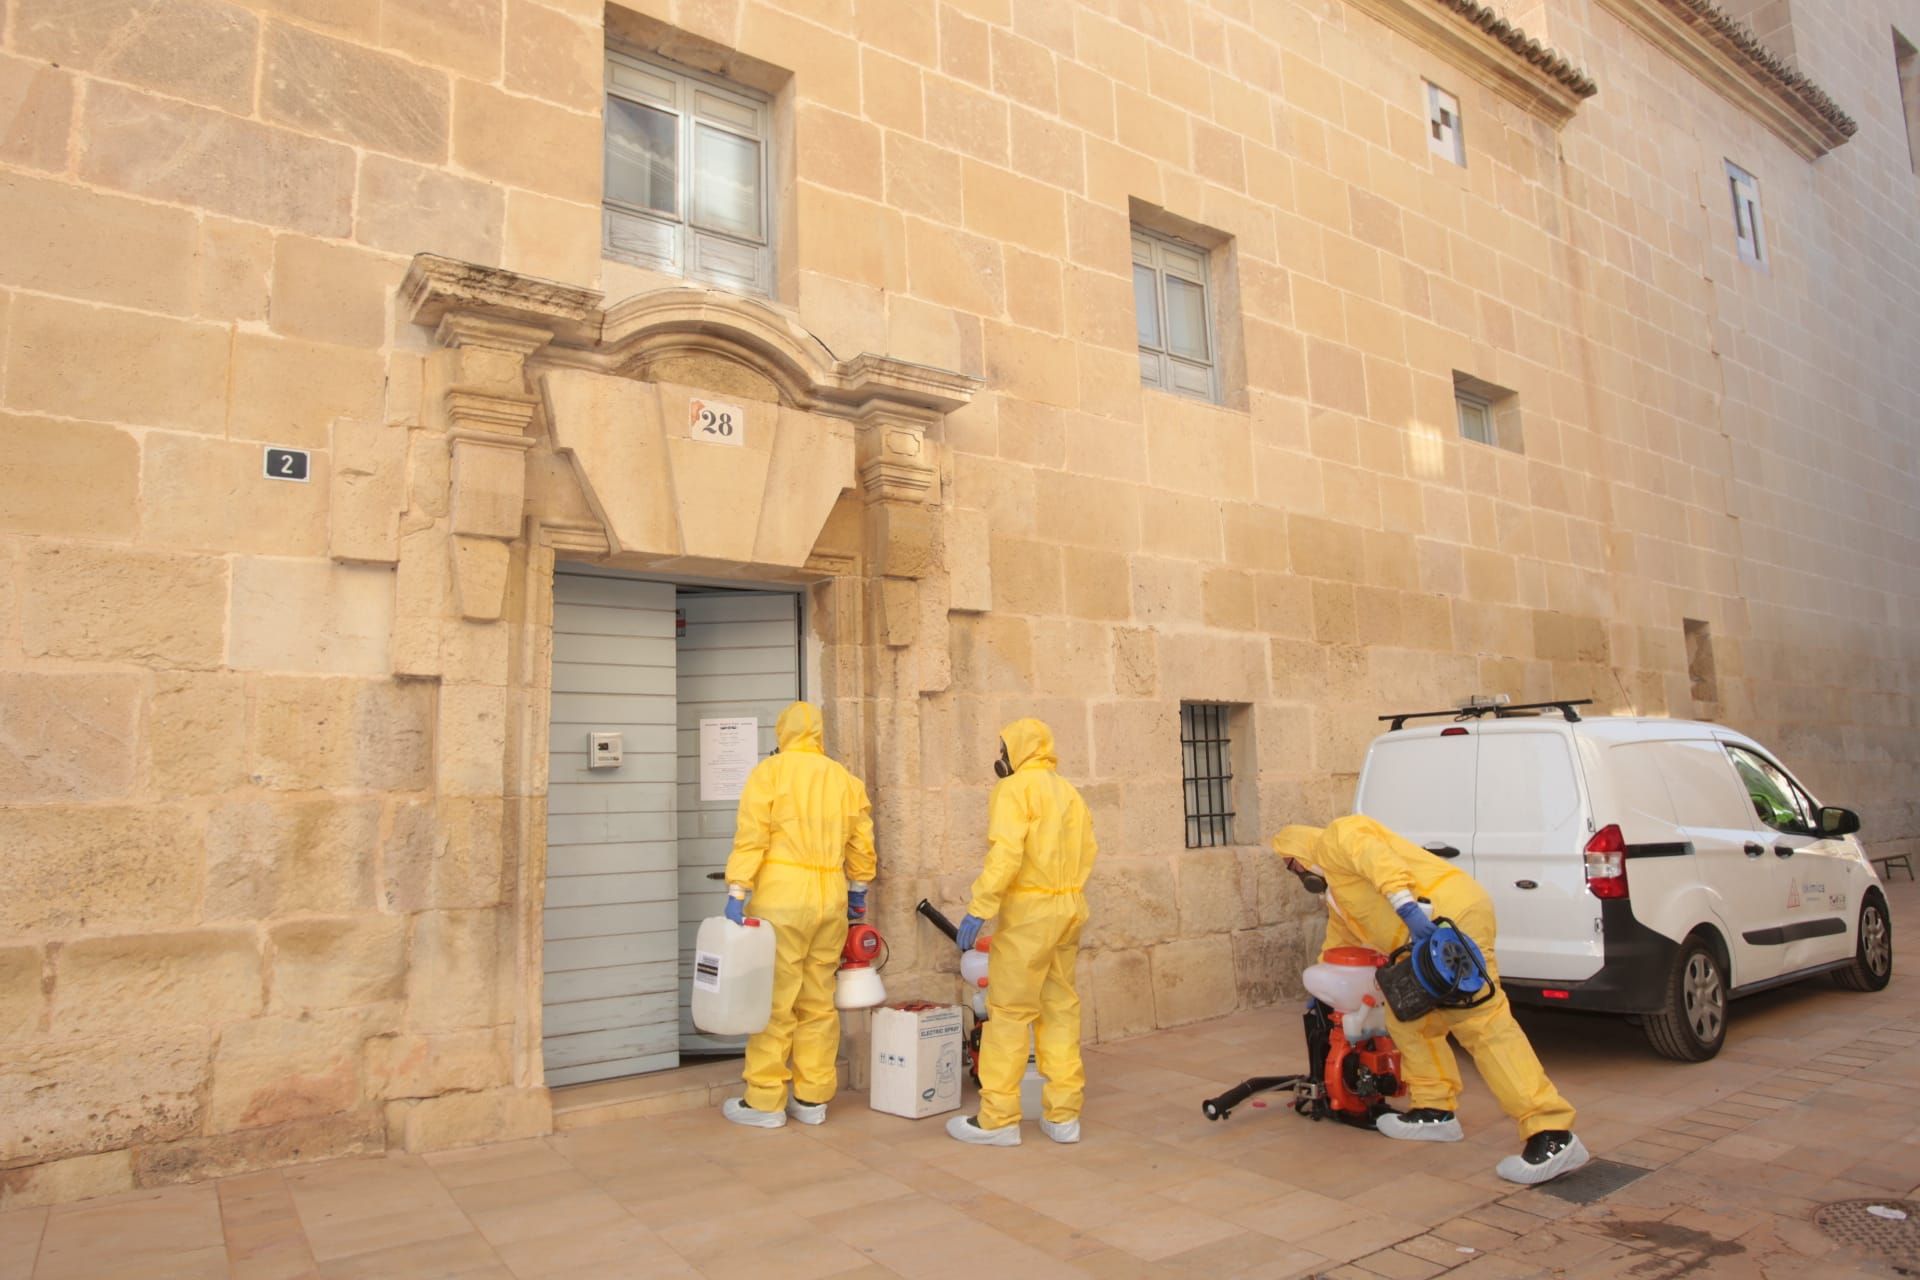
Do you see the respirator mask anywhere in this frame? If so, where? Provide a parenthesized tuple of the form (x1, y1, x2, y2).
(993, 741, 1012, 779)
(1286, 859, 1329, 896)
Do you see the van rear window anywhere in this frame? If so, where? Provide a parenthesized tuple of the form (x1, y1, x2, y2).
(1475, 733, 1580, 833)
(1358, 736, 1474, 834)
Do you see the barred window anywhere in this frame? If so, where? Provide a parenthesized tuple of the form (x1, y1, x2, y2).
(1180, 702, 1236, 849)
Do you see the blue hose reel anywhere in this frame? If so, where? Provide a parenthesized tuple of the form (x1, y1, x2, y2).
(1377, 918, 1496, 1020)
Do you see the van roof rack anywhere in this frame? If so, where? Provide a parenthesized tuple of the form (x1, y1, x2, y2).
(1379, 699, 1593, 732)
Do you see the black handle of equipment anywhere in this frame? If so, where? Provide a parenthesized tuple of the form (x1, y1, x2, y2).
(916, 899, 961, 942)
(1202, 1075, 1303, 1122)
(1775, 845, 1796, 858)
(1744, 842, 1765, 858)
(1425, 844, 1461, 859)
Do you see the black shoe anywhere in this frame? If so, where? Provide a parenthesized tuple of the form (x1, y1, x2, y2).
(1497, 1130, 1591, 1184)
(1376, 1108, 1463, 1141)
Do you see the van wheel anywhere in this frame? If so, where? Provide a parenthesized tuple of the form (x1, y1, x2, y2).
(1644, 939, 1727, 1062)
(1834, 896, 1893, 992)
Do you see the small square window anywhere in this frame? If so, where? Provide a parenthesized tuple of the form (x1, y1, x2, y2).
(1896, 29, 1920, 178)
(1180, 702, 1238, 849)
(1133, 227, 1218, 402)
(1684, 618, 1718, 703)
(1452, 371, 1522, 453)
(1726, 161, 1765, 266)
(1426, 82, 1465, 167)
(1455, 390, 1493, 445)
(604, 50, 774, 295)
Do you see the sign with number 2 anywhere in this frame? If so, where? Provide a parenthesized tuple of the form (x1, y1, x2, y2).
(689, 399, 745, 448)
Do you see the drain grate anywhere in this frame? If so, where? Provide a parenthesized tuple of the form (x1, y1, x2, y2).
(1533, 1157, 1653, 1204)
(1814, 1199, 1920, 1273)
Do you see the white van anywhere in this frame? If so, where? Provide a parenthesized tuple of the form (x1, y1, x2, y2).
(1353, 700, 1892, 1060)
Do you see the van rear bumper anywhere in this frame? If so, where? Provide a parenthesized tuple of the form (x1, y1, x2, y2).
(1502, 902, 1680, 1015)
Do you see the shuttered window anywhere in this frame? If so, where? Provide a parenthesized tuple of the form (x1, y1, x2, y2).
(1133, 227, 1218, 402)
(604, 51, 773, 296)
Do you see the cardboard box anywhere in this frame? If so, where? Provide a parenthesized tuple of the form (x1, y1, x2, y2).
(870, 1003, 963, 1119)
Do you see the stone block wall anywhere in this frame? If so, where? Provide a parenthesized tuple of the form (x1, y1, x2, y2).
(1, 0, 1917, 1205)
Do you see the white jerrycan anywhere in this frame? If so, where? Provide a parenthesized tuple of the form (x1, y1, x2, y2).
(691, 915, 776, 1036)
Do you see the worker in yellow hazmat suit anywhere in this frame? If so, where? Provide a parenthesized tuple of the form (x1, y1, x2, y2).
(1272, 817, 1589, 1185)
(948, 719, 1099, 1147)
(721, 702, 876, 1129)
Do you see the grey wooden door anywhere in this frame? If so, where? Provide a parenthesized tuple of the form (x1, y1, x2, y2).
(675, 592, 801, 1053)
(542, 572, 680, 1086)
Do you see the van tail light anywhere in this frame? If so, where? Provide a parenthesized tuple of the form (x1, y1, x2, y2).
(1542, 989, 1571, 1000)
(1584, 824, 1628, 899)
(1440, 727, 1469, 737)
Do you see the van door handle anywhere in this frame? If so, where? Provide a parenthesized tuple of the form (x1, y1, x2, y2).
(1425, 844, 1461, 859)
(1775, 846, 1795, 858)
(1744, 843, 1765, 858)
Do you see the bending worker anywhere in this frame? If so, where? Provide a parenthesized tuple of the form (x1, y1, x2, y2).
(1273, 817, 1588, 1185)
(948, 719, 1099, 1146)
(721, 701, 875, 1129)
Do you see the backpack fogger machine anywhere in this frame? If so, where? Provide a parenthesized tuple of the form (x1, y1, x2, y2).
(1202, 919, 1496, 1127)
(916, 900, 987, 1082)
(1202, 947, 1406, 1127)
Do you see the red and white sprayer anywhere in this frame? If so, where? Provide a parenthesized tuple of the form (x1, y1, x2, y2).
(834, 922, 889, 1010)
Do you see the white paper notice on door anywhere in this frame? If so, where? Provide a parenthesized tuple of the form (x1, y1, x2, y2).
(699, 717, 759, 802)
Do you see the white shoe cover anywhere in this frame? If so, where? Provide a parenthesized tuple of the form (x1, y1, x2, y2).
(786, 1099, 827, 1126)
(1040, 1118, 1081, 1144)
(1376, 1111, 1465, 1143)
(945, 1114, 1021, 1146)
(1497, 1133, 1590, 1185)
(722, 1097, 786, 1129)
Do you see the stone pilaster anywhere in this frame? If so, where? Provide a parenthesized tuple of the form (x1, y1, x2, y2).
(435, 317, 547, 622)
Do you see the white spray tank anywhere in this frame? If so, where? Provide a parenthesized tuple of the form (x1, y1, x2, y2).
(1301, 947, 1391, 1041)
(690, 915, 776, 1035)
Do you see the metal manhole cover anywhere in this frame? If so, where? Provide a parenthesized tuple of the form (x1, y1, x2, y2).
(1814, 1199, 1920, 1272)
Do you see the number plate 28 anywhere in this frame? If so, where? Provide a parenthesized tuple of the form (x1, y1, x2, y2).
(688, 398, 745, 448)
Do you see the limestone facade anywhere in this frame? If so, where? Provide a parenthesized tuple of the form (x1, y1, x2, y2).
(1, 0, 1917, 1205)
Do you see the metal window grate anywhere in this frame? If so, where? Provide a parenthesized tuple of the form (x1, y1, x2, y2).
(1181, 703, 1235, 849)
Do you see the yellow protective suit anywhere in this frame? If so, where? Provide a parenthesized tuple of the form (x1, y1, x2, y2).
(1272, 817, 1576, 1140)
(725, 702, 876, 1113)
(967, 719, 1100, 1131)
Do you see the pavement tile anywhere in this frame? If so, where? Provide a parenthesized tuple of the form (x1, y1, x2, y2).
(1353, 1244, 1447, 1279)
(424, 1141, 576, 1189)
(19, 881, 1920, 1280)
(34, 1186, 224, 1280)
(1430, 1216, 1518, 1251)
(1445, 1255, 1547, 1279)
(1225, 1188, 1368, 1242)
(488, 1216, 690, 1278)
(1295, 1212, 1421, 1264)
(311, 1231, 508, 1280)
(1089, 1203, 1244, 1261)
(0, 1209, 44, 1280)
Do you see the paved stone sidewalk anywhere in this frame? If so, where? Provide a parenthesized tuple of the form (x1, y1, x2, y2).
(5, 879, 1917, 1279)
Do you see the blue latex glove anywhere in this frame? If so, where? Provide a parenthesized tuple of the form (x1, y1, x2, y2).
(725, 895, 747, 926)
(955, 913, 986, 951)
(1395, 900, 1436, 946)
(847, 889, 868, 921)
